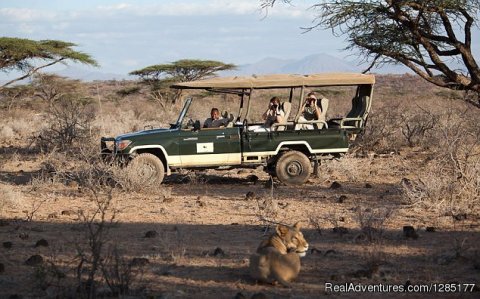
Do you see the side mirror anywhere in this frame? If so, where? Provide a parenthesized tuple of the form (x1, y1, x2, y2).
(193, 120, 201, 131)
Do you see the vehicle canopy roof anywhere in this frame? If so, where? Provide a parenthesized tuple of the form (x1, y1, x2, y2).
(170, 73, 375, 90)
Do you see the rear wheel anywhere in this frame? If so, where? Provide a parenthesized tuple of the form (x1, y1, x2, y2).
(127, 153, 165, 187)
(275, 151, 311, 185)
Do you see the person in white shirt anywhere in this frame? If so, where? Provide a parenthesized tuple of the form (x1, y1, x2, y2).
(295, 92, 328, 130)
(262, 97, 285, 129)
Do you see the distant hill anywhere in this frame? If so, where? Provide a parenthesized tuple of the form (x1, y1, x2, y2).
(280, 54, 360, 73)
(0, 53, 411, 85)
(231, 57, 295, 76)
(56, 66, 130, 81)
(223, 53, 363, 76)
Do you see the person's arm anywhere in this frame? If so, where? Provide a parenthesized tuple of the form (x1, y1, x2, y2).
(203, 119, 210, 128)
(312, 99, 320, 119)
(221, 118, 229, 127)
(300, 100, 307, 114)
(262, 108, 270, 120)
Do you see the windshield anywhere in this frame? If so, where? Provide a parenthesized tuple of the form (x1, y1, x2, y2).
(173, 98, 193, 128)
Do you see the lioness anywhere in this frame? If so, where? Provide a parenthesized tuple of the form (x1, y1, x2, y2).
(249, 222, 309, 287)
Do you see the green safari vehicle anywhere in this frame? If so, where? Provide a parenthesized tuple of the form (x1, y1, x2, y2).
(101, 73, 375, 185)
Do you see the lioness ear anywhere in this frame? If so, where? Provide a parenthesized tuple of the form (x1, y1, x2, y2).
(276, 224, 289, 236)
(293, 221, 302, 230)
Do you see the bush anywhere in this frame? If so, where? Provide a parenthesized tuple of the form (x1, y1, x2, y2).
(35, 95, 96, 152)
(116, 86, 141, 97)
(402, 109, 480, 215)
(354, 105, 403, 154)
(400, 109, 438, 147)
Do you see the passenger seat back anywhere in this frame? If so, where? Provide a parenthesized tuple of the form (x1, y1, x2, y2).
(277, 102, 291, 131)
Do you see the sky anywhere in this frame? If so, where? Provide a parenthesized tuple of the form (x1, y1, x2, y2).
(1, 0, 343, 75)
(1, 0, 479, 76)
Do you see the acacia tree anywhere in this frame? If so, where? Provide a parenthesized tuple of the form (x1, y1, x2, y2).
(32, 73, 83, 107)
(261, 0, 480, 106)
(130, 59, 236, 82)
(0, 37, 97, 88)
(130, 59, 236, 107)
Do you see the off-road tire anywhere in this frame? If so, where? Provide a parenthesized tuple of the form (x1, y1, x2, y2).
(127, 153, 165, 187)
(275, 151, 311, 185)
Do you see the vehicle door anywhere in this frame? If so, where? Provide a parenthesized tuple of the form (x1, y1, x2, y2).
(177, 127, 241, 167)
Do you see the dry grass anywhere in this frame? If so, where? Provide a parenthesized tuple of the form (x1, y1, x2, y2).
(0, 183, 26, 216)
(0, 75, 478, 298)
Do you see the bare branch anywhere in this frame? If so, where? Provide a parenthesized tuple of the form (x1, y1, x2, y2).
(1, 58, 65, 88)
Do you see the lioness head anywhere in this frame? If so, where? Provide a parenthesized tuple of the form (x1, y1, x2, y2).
(276, 222, 309, 257)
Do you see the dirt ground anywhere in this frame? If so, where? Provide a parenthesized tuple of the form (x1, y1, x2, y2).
(0, 75, 479, 298)
(1, 149, 479, 299)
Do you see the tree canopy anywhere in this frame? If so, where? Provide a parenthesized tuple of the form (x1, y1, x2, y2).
(0, 37, 98, 88)
(261, 0, 480, 106)
(130, 59, 236, 108)
(129, 59, 236, 82)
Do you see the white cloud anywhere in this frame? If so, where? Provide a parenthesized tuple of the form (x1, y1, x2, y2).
(0, 8, 57, 22)
(0, 1, 310, 25)
(95, 0, 308, 18)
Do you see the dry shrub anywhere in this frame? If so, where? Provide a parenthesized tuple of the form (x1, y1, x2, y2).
(101, 245, 146, 296)
(355, 206, 394, 242)
(321, 154, 363, 182)
(96, 109, 172, 138)
(400, 108, 438, 147)
(34, 96, 96, 152)
(0, 125, 15, 140)
(0, 116, 45, 143)
(354, 105, 403, 154)
(402, 109, 480, 215)
(158, 228, 186, 262)
(0, 184, 26, 215)
(116, 86, 141, 97)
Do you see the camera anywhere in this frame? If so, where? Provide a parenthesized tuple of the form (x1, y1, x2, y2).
(271, 104, 278, 110)
(305, 98, 315, 107)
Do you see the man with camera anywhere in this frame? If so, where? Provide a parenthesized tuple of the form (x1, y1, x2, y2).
(262, 96, 285, 129)
(295, 92, 328, 130)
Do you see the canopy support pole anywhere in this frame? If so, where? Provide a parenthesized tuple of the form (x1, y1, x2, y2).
(294, 86, 305, 121)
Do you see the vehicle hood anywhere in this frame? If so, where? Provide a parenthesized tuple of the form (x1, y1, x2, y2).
(116, 128, 175, 140)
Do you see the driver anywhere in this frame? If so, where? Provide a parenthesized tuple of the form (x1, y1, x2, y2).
(203, 108, 229, 128)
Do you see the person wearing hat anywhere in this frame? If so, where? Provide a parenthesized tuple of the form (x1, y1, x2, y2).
(295, 92, 328, 130)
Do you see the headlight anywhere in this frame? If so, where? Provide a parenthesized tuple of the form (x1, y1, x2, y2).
(116, 139, 132, 151)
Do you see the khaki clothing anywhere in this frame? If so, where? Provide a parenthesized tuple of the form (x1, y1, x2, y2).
(295, 97, 329, 130)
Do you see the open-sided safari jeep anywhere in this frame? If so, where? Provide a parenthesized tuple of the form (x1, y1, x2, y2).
(101, 73, 375, 185)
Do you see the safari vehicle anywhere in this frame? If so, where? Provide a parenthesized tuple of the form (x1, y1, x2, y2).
(101, 73, 375, 185)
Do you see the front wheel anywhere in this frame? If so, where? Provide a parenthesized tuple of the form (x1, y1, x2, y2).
(127, 153, 165, 187)
(275, 151, 311, 185)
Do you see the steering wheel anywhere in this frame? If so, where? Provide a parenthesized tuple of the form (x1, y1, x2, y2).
(186, 118, 195, 129)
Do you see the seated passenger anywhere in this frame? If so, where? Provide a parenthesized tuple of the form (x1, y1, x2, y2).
(295, 92, 328, 130)
(203, 108, 229, 128)
(262, 97, 285, 129)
